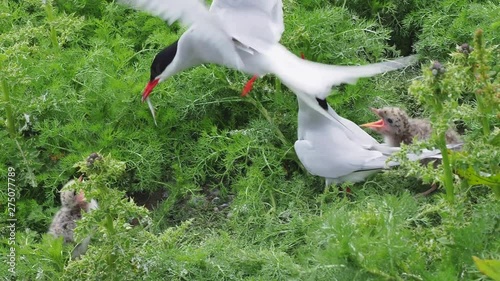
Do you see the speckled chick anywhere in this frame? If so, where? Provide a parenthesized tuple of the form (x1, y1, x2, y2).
(361, 107, 461, 146)
(48, 180, 90, 243)
(361, 107, 462, 196)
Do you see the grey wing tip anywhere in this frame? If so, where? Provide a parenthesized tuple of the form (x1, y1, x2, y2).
(400, 54, 419, 65)
(386, 55, 419, 69)
(116, 0, 132, 5)
(446, 142, 464, 150)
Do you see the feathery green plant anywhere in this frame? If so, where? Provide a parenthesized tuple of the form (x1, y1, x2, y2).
(409, 60, 458, 202)
(44, 0, 60, 49)
(405, 30, 499, 202)
(2, 1, 500, 280)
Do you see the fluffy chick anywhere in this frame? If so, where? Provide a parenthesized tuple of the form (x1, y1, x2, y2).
(361, 107, 461, 146)
(48, 179, 95, 244)
(361, 107, 461, 196)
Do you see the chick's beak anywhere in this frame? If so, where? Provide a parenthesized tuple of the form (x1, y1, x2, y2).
(370, 107, 381, 115)
(142, 78, 160, 102)
(76, 191, 86, 202)
(361, 108, 384, 128)
(360, 119, 385, 129)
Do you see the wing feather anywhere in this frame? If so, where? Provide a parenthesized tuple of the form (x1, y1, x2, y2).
(118, 0, 244, 69)
(210, 0, 284, 51)
(118, 0, 210, 26)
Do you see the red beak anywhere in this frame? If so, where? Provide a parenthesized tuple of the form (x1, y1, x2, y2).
(142, 78, 160, 102)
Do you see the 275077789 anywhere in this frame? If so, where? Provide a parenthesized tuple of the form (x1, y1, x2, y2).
(7, 166, 16, 276)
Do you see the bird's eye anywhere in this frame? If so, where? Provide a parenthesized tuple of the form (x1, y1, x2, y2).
(387, 118, 393, 124)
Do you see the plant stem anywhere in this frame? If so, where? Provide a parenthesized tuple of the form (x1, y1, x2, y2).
(433, 98, 454, 203)
(44, 0, 59, 49)
(275, 78, 282, 95)
(15, 139, 38, 187)
(437, 134, 454, 203)
(2, 79, 15, 138)
(475, 94, 491, 136)
(473, 29, 491, 136)
(268, 188, 276, 213)
(246, 96, 290, 147)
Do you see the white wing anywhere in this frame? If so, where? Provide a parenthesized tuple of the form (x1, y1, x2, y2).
(296, 96, 388, 178)
(294, 137, 390, 180)
(268, 44, 418, 99)
(210, 0, 284, 52)
(326, 105, 379, 146)
(118, 0, 284, 52)
(296, 93, 379, 146)
(294, 131, 440, 181)
(118, 0, 243, 69)
(118, 0, 210, 26)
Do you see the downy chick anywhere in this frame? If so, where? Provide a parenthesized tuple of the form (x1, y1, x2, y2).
(361, 107, 461, 196)
(361, 107, 461, 147)
(48, 178, 97, 258)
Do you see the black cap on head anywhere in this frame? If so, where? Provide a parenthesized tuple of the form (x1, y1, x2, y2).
(150, 40, 179, 81)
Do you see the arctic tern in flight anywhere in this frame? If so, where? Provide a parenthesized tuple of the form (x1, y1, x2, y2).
(118, 0, 417, 123)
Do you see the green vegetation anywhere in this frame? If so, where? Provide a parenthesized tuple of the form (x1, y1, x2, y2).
(1, 0, 499, 280)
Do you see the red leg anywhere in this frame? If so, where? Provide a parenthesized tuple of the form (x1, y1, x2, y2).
(241, 52, 304, 96)
(241, 75, 258, 97)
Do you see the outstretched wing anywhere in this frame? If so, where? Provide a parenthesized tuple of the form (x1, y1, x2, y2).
(118, 0, 210, 26)
(118, 0, 243, 69)
(210, 0, 284, 52)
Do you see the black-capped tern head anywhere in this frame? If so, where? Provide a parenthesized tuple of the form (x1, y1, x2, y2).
(142, 40, 179, 102)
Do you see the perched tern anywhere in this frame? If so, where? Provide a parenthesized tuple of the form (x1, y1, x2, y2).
(361, 107, 462, 195)
(118, 0, 417, 122)
(294, 95, 444, 187)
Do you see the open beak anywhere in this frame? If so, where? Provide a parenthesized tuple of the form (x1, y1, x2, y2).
(360, 108, 384, 128)
(360, 119, 385, 128)
(142, 78, 160, 102)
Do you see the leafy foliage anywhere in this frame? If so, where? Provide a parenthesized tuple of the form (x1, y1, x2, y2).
(473, 256, 500, 281)
(397, 29, 500, 202)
